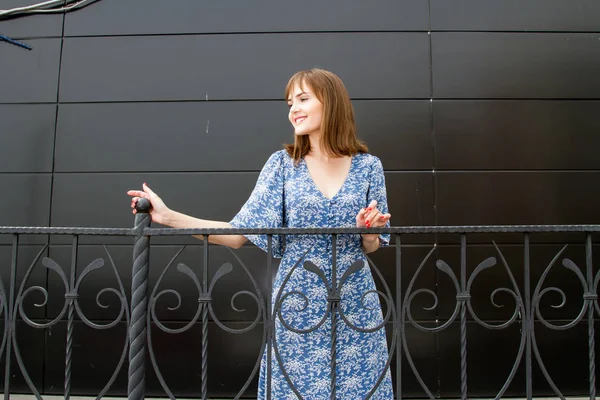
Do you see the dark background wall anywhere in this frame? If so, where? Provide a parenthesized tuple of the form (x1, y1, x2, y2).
(2, 0, 600, 397)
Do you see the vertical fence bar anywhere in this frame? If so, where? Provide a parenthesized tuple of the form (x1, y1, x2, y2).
(524, 234, 532, 400)
(266, 235, 273, 400)
(330, 234, 338, 400)
(64, 235, 78, 400)
(201, 237, 209, 400)
(459, 234, 467, 400)
(586, 234, 596, 400)
(128, 200, 152, 400)
(396, 234, 402, 400)
(4, 234, 18, 399)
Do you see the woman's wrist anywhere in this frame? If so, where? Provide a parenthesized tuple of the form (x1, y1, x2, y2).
(361, 234, 379, 243)
(361, 234, 380, 253)
(156, 208, 174, 226)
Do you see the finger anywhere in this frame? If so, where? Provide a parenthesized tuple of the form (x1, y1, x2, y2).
(364, 206, 381, 222)
(372, 215, 390, 227)
(377, 213, 392, 225)
(127, 190, 148, 198)
(142, 182, 157, 197)
(365, 210, 382, 227)
(357, 207, 371, 222)
(363, 201, 379, 221)
(363, 201, 377, 218)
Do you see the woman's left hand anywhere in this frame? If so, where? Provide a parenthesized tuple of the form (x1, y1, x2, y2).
(356, 200, 391, 243)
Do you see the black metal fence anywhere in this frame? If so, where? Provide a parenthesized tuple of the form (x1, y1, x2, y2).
(0, 204, 598, 399)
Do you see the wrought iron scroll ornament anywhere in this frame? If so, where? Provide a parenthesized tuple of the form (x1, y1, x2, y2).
(146, 247, 266, 399)
(403, 242, 527, 400)
(14, 243, 129, 398)
(0, 223, 598, 399)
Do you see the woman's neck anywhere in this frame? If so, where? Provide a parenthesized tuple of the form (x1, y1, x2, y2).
(305, 132, 348, 161)
(307, 139, 329, 160)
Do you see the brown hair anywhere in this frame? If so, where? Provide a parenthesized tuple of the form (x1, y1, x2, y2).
(284, 68, 368, 162)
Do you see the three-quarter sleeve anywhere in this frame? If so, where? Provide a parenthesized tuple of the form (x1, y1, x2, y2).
(230, 151, 285, 257)
(367, 156, 390, 247)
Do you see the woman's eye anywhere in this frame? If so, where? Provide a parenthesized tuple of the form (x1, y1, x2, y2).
(301, 97, 308, 102)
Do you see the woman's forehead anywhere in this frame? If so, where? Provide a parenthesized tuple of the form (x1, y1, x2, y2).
(289, 80, 314, 97)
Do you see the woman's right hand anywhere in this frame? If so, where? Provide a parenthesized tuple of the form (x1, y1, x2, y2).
(127, 183, 171, 225)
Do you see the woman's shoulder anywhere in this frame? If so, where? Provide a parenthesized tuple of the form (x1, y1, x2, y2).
(268, 149, 293, 162)
(355, 152, 383, 168)
(264, 149, 293, 169)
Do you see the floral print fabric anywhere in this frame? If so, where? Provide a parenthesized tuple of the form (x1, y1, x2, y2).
(230, 150, 393, 399)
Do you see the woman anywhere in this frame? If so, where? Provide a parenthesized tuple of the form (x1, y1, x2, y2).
(128, 68, 393, 399)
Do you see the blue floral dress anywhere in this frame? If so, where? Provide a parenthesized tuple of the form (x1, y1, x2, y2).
(230, 150, 393, 399)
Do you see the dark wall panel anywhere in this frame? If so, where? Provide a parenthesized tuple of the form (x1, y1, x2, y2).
(54, 102, 290, 172)
(430, 0, 600, 31)
(0, 104, 56, 172)
(0, 322, 46, 393)
(436, 171, 600, 225)
(48, 171, 434, 245)
(356, 100, 432, 170)
(379, 172, 435, 227)
(54, 100, 431, 172)
(44, 321, 264, 397)
(51, 172, 256, 228)
(0, 38, 61, 103)
(434, 100, 600, 170)
(59, 33, 431, 102)
(438, 322, 592, 397)
(63, 0, 428, 36)
(397, 324, 439, 397)
(44, 321, 129, 396)
(438, 322, 524, 397)
(1, 0, 64, 38)
(0, 174, 51, 226)
(431, 33, 600, 99)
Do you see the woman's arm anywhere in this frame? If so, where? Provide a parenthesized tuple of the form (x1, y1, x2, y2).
(356, 199, 390, 254)
(128, 183, 248, 249)
(361, 235, 380, 254)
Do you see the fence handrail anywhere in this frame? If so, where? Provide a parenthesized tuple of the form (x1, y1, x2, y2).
(0, 217, 598, 399)
(0, 224, 599, 236)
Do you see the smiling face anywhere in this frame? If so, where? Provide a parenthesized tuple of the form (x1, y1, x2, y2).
(283, 68, 367, 162)
(287, 82, 323, 137)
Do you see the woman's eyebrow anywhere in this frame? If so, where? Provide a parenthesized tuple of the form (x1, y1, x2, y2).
(287, 92, 308, 102)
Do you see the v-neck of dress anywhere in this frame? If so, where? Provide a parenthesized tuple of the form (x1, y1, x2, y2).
(301, 155, 355, 201)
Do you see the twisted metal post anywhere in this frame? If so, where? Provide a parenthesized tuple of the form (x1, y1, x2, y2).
(201, 238, 209, 400)
(586, 234, 596, 399)
(4, 235, 18, 398)
(330, 234, 338, 400)
(459, 235, 468, 400)
(524, 234, 532, 400)
(128, 198, 152, 400)
(266, 235, 273, 400)
(65, 235, 79, 400)
(396, 235, 402, 400)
